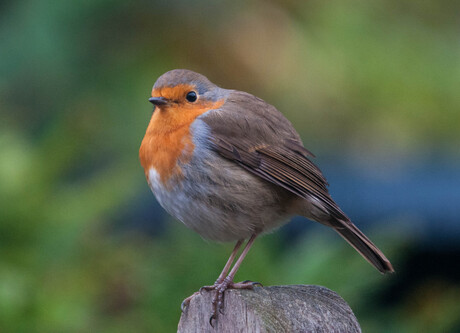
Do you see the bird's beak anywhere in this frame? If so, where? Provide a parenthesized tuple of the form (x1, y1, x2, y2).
(149, 96, 169, 106)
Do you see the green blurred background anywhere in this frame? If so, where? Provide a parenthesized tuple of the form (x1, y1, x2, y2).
(1, 0, 460, 332)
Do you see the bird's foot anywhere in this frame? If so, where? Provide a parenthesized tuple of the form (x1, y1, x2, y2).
(180, 279, 224, 313)
(181, 279, 262, 327)
(208, 278, 262, 327)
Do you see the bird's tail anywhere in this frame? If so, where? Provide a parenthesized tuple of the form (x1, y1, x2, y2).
(334, 219, 394, 273)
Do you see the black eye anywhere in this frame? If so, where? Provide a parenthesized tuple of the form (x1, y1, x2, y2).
(186, 91, 197, 102)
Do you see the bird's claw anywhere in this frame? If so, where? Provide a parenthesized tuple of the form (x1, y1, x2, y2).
(199, 284, 215, 294)
(186, 279, 262, 326)
(180, 291, 200, 312)
(241, 280, 263, 287)
(209, 314, 216, 327)
(180, 300, 187, 313)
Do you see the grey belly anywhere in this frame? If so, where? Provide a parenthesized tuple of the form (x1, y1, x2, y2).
(150, 153, 295, 242)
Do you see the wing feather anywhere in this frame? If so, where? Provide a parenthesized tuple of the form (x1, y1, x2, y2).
(201, 91, 347, 221)
(200, 91, 394, 273)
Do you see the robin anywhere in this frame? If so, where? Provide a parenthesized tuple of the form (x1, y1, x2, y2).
(139, 69, 394, 324)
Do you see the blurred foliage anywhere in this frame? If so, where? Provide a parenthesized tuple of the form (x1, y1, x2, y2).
(1, 0, 460, 332)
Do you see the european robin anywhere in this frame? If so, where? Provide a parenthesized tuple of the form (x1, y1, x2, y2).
(139, 69, 394, 323)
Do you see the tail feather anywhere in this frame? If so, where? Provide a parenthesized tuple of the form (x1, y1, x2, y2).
(334, 219, 394, 274)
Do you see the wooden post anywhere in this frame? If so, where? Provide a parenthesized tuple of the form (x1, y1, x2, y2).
(178, 285, 361, 332)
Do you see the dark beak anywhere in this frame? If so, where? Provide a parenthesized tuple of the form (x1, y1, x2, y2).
(149, 96, 169, 106)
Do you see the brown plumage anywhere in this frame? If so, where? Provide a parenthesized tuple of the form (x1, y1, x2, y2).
(202, 90, 393, 274)
(140, 69, 394, 323)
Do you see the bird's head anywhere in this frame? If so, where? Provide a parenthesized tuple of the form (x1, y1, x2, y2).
(149, 69, 225, 111)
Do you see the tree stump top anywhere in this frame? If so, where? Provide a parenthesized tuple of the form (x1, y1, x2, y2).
(178, 285, 361, 332)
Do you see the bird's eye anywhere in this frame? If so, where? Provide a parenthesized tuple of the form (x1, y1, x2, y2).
(186, 91, 197, 102)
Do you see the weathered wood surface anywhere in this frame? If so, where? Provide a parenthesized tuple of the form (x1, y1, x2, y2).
(177, 285, 361, 333)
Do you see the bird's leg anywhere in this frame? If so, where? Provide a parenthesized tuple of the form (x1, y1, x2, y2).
(202, 239, 244, 290)
(181, 239, 243, 312)
(210, 233, 259, 325)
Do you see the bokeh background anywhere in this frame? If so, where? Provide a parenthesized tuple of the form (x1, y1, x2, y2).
(1, 0, 460, 332)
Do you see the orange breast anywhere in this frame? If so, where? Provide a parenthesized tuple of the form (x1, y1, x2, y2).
(139, 97, 224, 187)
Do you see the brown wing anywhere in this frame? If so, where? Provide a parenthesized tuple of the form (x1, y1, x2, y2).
(202, 90, 348, 222)
(202, 90, 394, 273)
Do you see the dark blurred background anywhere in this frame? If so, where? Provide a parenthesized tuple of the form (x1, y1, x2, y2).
(1, 0, 460, 332)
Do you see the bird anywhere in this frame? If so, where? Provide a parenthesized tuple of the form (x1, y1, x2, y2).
(139, 69, 394, 324)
